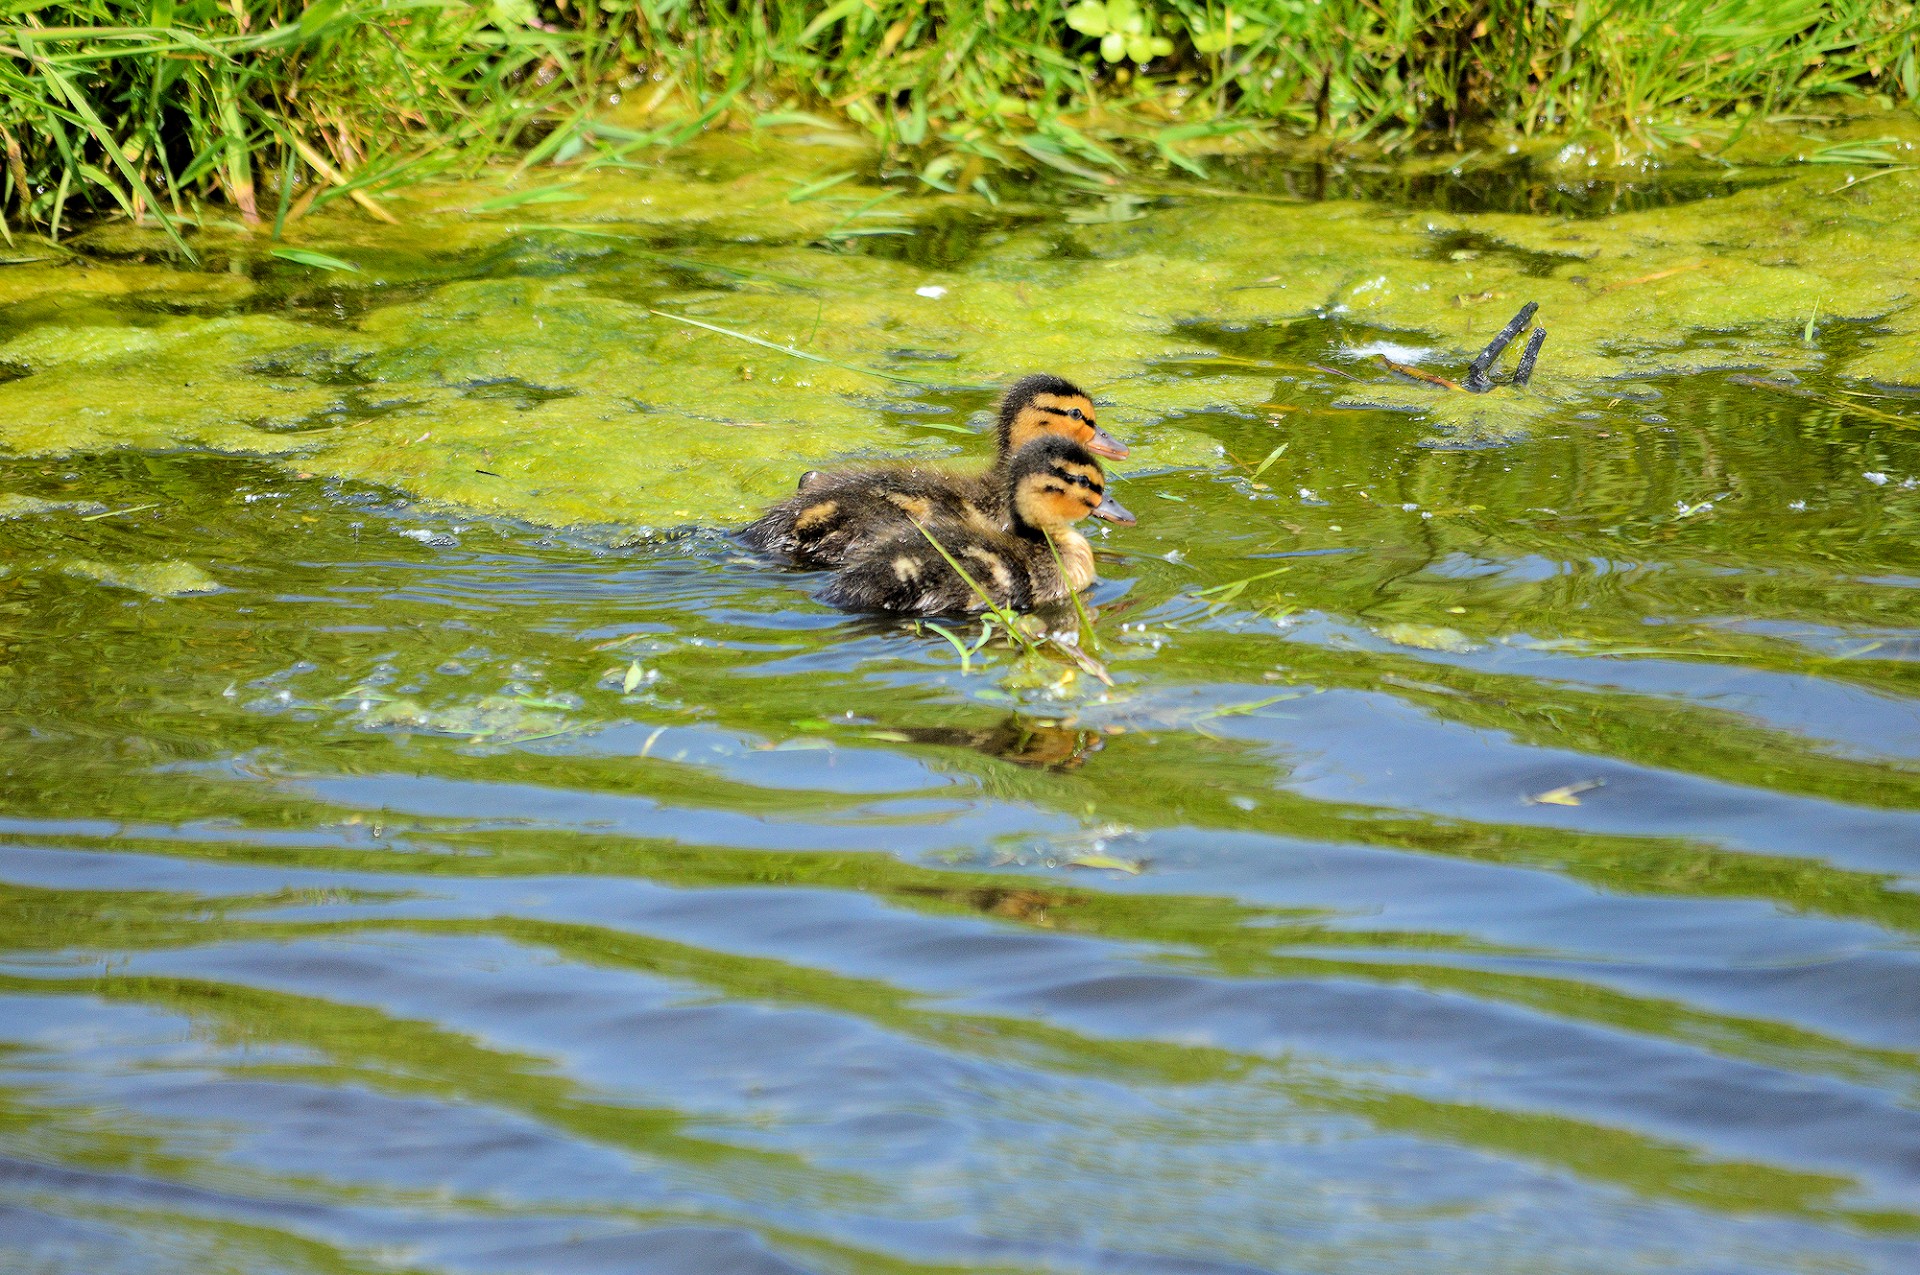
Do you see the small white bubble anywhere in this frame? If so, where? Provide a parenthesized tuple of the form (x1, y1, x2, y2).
(915, 285, 948, 299)
(1864, 471, 1890, 485)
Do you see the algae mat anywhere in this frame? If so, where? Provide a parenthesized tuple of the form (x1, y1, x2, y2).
(4, 122, 1919, 532)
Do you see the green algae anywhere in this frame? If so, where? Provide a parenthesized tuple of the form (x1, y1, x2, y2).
(59, 558, 222, 597)
(349, 693, 578, 745)
(0, 493, 104, 519)
(1, 127, 1918, 531)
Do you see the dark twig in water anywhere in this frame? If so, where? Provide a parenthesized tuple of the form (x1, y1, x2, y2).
(1378, 355, 1462, 390)
(1464, 301, 1538, 392)
(1512, 327, 1547, 388)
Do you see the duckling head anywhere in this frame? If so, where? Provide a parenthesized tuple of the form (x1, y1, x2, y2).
(997, 373, 1129, 461)
(1007, 436, 1136, 536)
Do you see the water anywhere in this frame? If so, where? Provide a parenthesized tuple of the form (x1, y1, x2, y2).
(3, 132, 1920, 1274)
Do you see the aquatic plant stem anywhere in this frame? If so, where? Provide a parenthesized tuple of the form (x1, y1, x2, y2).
(649, 310, 967, 388)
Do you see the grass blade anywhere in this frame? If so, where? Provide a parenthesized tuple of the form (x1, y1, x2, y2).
(649, 310, 965, 387)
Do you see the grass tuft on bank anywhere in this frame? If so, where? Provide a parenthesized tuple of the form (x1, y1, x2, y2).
(1, 1, 1916, 244)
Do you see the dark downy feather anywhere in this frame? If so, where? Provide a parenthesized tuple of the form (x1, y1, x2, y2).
(817, 520, 1058, 615)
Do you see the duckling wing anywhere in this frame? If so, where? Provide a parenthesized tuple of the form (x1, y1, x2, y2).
(741, 465, 999, 569)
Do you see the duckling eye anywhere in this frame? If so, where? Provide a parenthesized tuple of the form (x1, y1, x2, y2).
(1068, 408, 1085, 421)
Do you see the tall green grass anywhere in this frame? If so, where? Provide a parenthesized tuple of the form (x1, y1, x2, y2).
(0, 1, 603, 253)
(622, 0, 1917, 173)
(2, 1, 1916, 243)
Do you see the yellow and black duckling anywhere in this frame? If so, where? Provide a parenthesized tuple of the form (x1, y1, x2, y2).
(740, 373, 1127, 568)
(819, 435, 1133, 616)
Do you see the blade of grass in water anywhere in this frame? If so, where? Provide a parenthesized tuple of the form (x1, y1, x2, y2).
(1043, 527, 1107, 657)
(470, 184, 588, 213)
(922, 621, 976, 673)
(270, 247, 359, 272)
(909, 520, 1041, 656)
(649, 310, 973, 388)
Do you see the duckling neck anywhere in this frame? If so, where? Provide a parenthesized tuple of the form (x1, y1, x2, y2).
(1046, 526, 1096, 592)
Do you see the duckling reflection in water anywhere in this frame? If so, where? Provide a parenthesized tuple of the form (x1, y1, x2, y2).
(741, 373, 1127, 569)
(820, 435, 1133, 616)
(889, 715, 1107, 771)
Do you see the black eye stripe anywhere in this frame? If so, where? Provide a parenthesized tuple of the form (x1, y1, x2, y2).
(1046, 465, 1102, 494)
(1035, 404, 1092, 423)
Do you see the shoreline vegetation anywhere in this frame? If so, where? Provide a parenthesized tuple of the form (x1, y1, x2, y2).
(1, 1, 1916, 251)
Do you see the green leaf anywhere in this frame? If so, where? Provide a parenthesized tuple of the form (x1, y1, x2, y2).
(1100, 32, 1126, 63)
(1065, 1, 1110, 36)
(786, 171, 857, 203)
(1067, 853, 1143, 875)
(470, 185, 586, 212)
(622, 662, 644, 693)
(800, 0, 866, 43)
(490, 0, 536, 28)
(924, 621, 975, 673)
(270, 248, 360, 272)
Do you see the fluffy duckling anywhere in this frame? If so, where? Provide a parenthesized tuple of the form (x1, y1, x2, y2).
(820, 435, 1133, 616)
(740, 373, 1126, 568)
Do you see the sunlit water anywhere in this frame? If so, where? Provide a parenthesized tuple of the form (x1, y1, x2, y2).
(4, 142, 1920, 1275)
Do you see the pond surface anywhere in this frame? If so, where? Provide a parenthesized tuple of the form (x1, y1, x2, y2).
(4, 125, 1920, 1274)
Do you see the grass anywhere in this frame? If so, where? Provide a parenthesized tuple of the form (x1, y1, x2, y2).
(0, 2, 1916, 241)
(0, 1, 603, 252)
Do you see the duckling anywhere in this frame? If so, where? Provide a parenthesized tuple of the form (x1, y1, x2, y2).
(819, 435, 1133, 616)
(740, 373, 1127, 568)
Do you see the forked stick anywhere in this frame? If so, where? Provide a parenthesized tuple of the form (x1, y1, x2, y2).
(1464, 301, 1539, 392)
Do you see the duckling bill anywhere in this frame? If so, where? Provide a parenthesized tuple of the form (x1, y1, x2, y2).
(819, 436, 1132, 616)
(740, 373, 1126, 569)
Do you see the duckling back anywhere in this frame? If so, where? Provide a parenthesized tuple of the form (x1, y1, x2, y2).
(739, 464, 996, 568)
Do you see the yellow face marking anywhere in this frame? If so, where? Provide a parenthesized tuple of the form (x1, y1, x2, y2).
(884, 492, 934, 520)
(795, 500, 839, 531)
(1014, 475, 1095, 530)
(1008, 393, 1098, 451)
(892, 555, 923, 583)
